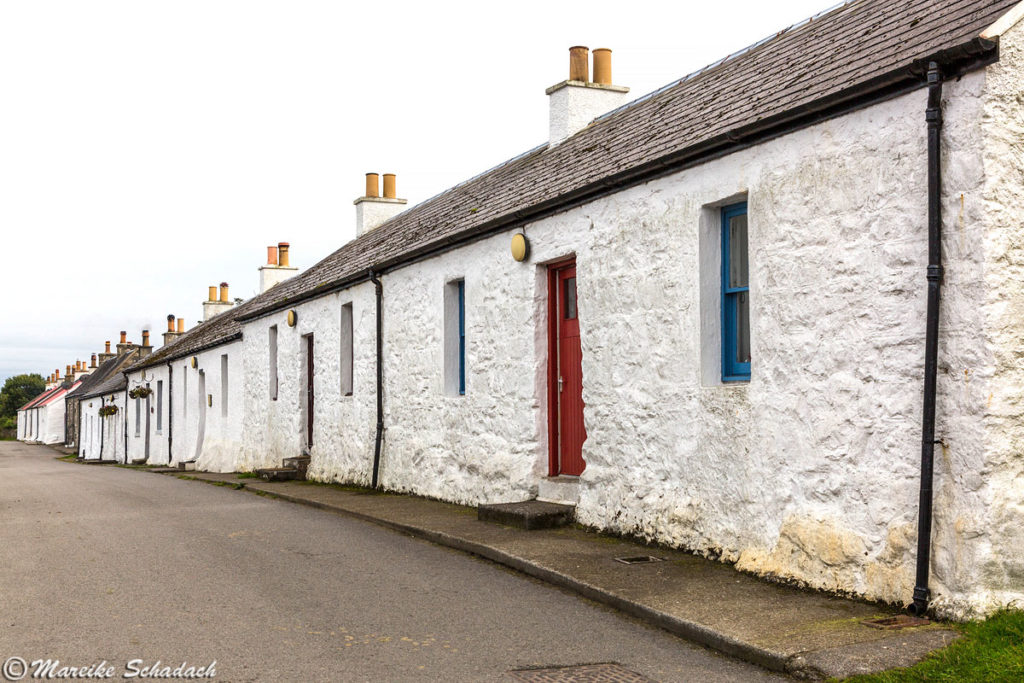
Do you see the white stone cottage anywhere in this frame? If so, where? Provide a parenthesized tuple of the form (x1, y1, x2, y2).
(219, 0, 1024, 619)
(123, 245, 298, 469)
(76, 333, 151, 461)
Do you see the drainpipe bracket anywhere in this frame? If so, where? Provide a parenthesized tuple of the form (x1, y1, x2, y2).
(926, 265, 944, 282)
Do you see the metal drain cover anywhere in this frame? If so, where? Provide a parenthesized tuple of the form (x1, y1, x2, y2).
(613, 555, 664, 565)
(862, 614, 931, 630)
(510, 663, 654, 682)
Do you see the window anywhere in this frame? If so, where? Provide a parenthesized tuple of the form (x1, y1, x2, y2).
(221, 354, 228, 417)
(443, 279, 466, 395)
(156, 380, 163, 432)
(269, 325, 279, 400)
(458, 281, 465, 395)
(340, 302, 353, 396)
(722, 202, 751, 381)
(135, 397, 141, 437)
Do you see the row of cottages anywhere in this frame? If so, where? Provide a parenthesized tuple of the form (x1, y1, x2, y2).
(16, 357, 102, 444)
(16, 373, 81, 444)
(107, 0, 1024, 618)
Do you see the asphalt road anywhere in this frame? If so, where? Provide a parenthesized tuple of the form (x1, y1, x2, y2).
(0, 442, 784, 682)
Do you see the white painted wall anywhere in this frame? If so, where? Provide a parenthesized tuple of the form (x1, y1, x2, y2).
(228, 49, 1022, 617)
(16, 411, 25, 440)
(36, 395, 67, 444)
(78, 392, 126, 462)
(240, 284, 378, 480)
(126, 364, 172, 465)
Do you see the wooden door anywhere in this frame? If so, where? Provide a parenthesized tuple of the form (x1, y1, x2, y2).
(305, 334, 314, 449)
(549, 261, 586, 476)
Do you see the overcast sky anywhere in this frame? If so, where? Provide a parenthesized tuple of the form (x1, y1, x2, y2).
(0, 0, 831, 384)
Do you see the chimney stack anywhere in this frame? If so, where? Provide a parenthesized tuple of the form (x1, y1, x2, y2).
(547, 46, 630, 146)
(98, 341, 114, 364)
(259, 242, 299, 293)
(163, 314, 183, 347)
(138, 329, 153, 357)
(116, 330, 133, 354)
(203, 284, 234, 321)
(354, 173, 407, 237)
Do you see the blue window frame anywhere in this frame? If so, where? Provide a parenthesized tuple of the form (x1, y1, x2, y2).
(458, 280, 466, 395)
(721, 202, 751, 381)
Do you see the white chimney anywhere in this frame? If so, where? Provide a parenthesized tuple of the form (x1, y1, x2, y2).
(259, 242, 299, 293)
(202, 283, 234, 321)
(354, 173, 407, 237)
(547, 46, 630, 146)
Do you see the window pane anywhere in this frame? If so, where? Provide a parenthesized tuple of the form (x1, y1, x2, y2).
(564, 277, 577, 319)
(729, 214, 748, 288)
(736, 292, 751, 364)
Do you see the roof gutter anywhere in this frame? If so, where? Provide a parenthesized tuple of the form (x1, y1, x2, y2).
(237, 38, 998, 324)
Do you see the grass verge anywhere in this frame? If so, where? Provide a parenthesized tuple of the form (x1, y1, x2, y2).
(839, 609, 1024, 682)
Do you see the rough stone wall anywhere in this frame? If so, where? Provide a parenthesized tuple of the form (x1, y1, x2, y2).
(125, 365, 173, 465)
(972, 17, 1024, 618)
(65, 396, 80, 447)
(189, 342, 244, 472)
(39, 399, 66, 444)
(78, 393, 126, 461)
(239, 284, 378, 481)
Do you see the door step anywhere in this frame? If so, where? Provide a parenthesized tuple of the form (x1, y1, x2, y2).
(255, 467, 304, 482)
(478, 500, 575, 530)
(130, 458, 147, 465)
(537, 476, 581, 505)
(282, 455, 310, 476)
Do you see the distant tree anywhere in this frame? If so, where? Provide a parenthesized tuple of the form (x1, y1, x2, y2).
(0, 374, 46, 419)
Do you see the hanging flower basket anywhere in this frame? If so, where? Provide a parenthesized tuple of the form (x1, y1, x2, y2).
(98, 405, 119, 417)
(129, 386, 152, 399)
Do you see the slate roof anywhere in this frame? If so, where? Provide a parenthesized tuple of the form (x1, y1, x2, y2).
(74, 351, 147, 400)
(128, 295, 268, 371)
(20, 387, 58, 411)
(233, 0, 1017, 322)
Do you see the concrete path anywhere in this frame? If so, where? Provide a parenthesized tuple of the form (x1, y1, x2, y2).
(163, 468, 959, 680)
(1, 441, 782, 682)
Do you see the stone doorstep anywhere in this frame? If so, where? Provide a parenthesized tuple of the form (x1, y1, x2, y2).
(255, 467, 303, 482)
(478, 500, 576, 530)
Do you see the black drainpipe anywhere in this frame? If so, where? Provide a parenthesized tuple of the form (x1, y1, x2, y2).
(167, 363, 174, 465)
(124, 385, 129, 464)
(98, 397, 105, 460)
(369, 270, 384, 489)
(910, 62, 944, 617)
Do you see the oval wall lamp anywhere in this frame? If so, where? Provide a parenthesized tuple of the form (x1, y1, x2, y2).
(511, 233, 530, 262)
(191, 357, 198, 369)
(287, 310, 298, 327)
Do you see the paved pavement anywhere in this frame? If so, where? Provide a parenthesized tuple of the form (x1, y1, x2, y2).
(0, 441, 782, 682)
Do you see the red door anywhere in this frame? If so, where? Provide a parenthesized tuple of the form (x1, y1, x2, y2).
(549, 261, 586, 476)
